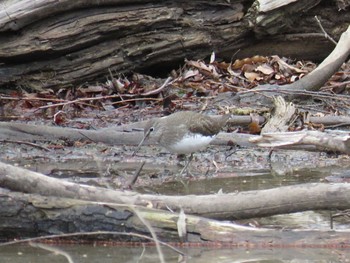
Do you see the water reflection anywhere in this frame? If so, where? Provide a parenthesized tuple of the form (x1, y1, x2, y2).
(0, 244, 349, 262)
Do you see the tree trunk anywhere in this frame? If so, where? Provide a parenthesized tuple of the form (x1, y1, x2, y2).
(0, 0, 347, 90)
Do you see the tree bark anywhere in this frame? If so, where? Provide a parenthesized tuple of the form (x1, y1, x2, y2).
(0, 0, 347, 90)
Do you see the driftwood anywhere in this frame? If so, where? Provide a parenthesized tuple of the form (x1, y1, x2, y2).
(282, 24, 350, 93)
(248, 96, 350, 153)
(1, 161, 350, 220)
(251, 130, 350, 154)
(236, 24, 350, 103)
(0, 0, 346, 90)
(1, 161, 350, 246)
(1, 110, 350, 152)
(1, 188, 350, 247)
(261, 96, 297, 133)
(2, 188, 350, 247)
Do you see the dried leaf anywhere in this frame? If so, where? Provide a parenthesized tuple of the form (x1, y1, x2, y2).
(79, 85, 105, 93)
(210, 51, 216, 64)
(271, 55, 307, 74)
(256, 64, 274, 75)
(232, 56, 268, 69)
(244, 72, 262, 82)
(182, 69, 199, 80)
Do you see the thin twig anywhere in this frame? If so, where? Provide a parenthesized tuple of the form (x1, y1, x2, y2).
(141, 77, 173, 96)
(108, 68, 125, 102)
(78, 131, 97, 142)
(109, 97, 162, 106)
(36, 95, 121, 110)
(36, 95, 161, 111)
(0, 139, 51, 151)
(314, 16, 337, 45)
(0, 96, 65, 103)
(326, 80, 350, 89)
(137, 244, 146, 263)
(0, 231, 185, 256)
(241, 87, 350, 101)
(29, 242, 74, 263)
(132, 209, 166, 263)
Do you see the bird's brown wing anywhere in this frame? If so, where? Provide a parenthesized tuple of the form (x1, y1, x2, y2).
(188, 115, 220, 136)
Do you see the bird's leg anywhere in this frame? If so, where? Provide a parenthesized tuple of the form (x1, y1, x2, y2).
(178, 153, 193, 176)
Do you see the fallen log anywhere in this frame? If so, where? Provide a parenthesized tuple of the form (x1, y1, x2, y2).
(1, 187, 350, 247)
(0, 0, 344, 90)
(1, 113, 350, 149)
(1, 161, 350, 220)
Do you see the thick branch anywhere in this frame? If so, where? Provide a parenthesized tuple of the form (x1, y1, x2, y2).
(285, 25, 350, 92)
(1, 114, 350, 147)
(251, 130, 350, 154)
(236, 25, 350, 103)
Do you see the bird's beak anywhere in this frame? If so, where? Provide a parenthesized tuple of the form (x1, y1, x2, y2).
(132, 127, 152, 156)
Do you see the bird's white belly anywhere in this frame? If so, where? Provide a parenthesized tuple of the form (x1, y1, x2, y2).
(166, 133, 214, 154)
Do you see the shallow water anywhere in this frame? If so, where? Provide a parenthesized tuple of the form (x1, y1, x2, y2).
(1, 244, 350, 263)
(1, 145, 350, 261)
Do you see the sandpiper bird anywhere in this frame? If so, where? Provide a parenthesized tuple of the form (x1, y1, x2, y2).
(134, 111, 230, 175)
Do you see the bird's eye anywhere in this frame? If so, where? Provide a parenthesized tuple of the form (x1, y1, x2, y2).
(149, 127, 154, 132)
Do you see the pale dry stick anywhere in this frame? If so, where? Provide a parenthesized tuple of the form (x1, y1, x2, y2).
(108, 68, 125, 102)
(109, 97, 162, 106)
(36, 94, 121, 110)
(0, 139, 50, 151)
(53, 110, 66, 123)
(233, 87, 275, 101)
(224, 82, 251, 92)
(140, 77, 173, 96)
(177, 208, 187, 242)
(132, 208, 166, 263)
(29, 242, 74, 263)
(36, 95, 162, 111)
(137, 244, 146, 263)
(0, 231, 185, 256)
(241, 87, 350, 101)
(0, 95, 65, 103)
(199, 99, 209, 111)
(78, 131, 96, 142)
(314, 15, 337, 45)
(330, 210, 350, 229)
(326, 80, 350, 89)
